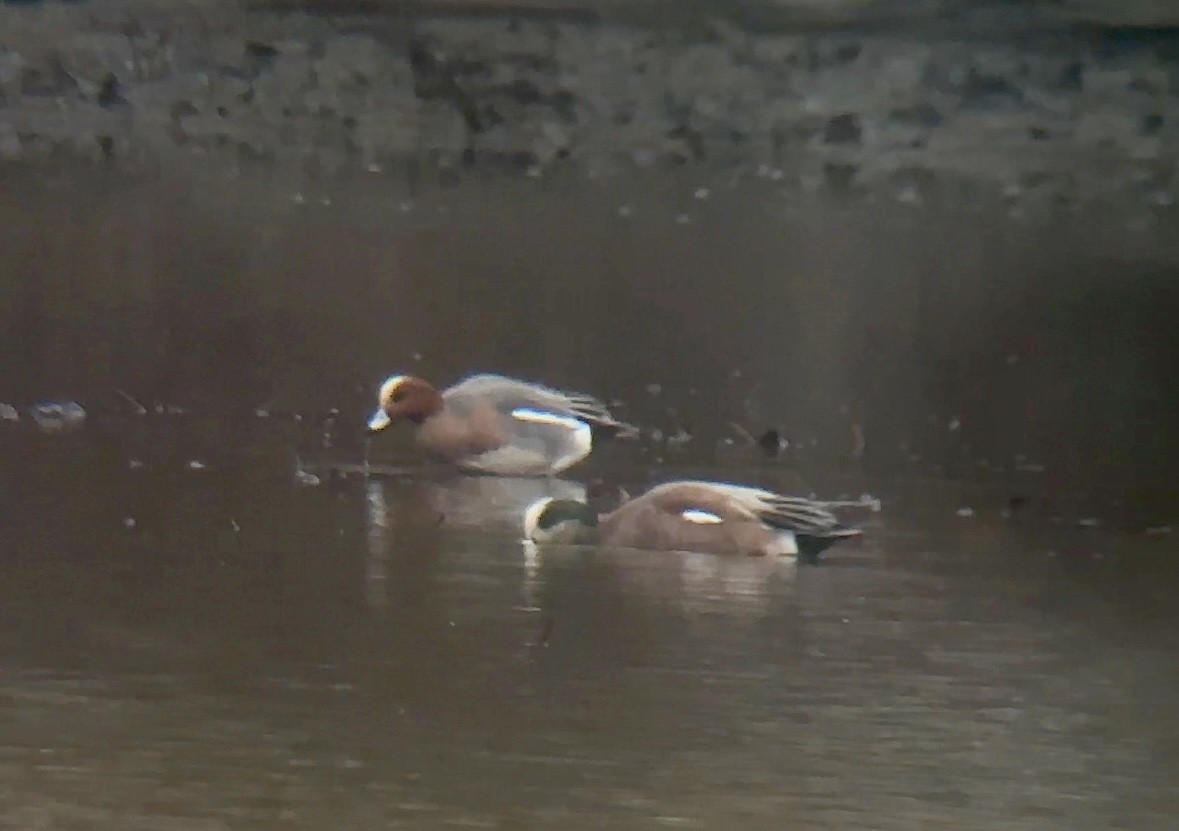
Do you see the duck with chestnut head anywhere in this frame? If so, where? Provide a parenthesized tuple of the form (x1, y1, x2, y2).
(367, 373, 639, 477)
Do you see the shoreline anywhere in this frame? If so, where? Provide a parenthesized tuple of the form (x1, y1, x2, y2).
(0, 0, 1175, 216)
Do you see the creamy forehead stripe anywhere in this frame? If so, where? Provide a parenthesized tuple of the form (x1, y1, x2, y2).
(523, 496, 555, 538)
(378, 375, 407, 404)
(511, 407, 589, 432)
(681, 509, 723, 524)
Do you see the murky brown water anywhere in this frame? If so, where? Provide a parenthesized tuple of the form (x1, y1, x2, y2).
(1, 443, 1178, 829)
(3, 163, 1179, 489)
(1, 164, 1179, 827)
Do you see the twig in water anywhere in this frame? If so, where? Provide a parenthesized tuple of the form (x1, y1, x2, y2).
(728, 421, 757, 445)
(114, 389, 147, 416)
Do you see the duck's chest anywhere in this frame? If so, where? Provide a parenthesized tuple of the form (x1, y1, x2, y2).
(416, 408, 507, 458)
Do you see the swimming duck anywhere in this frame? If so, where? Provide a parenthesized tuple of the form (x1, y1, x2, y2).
(366, 373, 638, 477)
(522, 480, 864, 562)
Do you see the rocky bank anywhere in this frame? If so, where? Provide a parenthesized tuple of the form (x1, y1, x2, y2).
(0, 1, 1177, 210)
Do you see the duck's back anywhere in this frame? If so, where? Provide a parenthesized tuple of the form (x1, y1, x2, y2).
(439, 375, 594, 474)
(602, 501, 789, 556)
(442, 374, 550, 415)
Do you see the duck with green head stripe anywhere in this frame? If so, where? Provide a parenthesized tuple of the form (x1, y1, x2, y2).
(522, 480, 871, 562)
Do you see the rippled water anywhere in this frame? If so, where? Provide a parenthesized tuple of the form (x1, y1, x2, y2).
(1, 157, 1178, 827)
(1, 423, 1178, 829)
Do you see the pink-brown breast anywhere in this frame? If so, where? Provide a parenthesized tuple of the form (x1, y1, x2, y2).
(414, 405, 508, 460)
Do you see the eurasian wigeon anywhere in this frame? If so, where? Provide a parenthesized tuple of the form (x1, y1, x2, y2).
(366, 373, 638, 477)
(522, 480, 865, 562)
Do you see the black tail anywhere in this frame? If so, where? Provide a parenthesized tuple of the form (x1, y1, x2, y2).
(796, 528, 861, 564)
(561, 391, 640, 442)
(589, 419, 641, 442)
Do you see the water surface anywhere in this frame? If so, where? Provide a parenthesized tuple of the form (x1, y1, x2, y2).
(1, 164, 1178, 828)
(1, 432, 1177, 828)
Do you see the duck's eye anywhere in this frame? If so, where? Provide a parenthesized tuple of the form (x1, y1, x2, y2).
(391, 389, 407, 404)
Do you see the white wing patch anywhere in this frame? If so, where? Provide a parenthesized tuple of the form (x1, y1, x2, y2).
(511, 407, 589, 432)
(681, 509, 724, 525)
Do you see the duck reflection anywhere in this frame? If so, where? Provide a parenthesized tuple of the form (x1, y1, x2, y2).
(393, 475, 589, 531)
(364, 474, 786, 620)
(362, 475, 588, 612)
(364, 479, 391, 612)
(522, 539, 544, 613)
(595, 546, 789, 617)
(520, 539, 790, 621)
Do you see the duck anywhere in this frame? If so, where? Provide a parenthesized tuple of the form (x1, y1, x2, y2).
(522, 480, 864, 562)
(366, 373, 639, 477)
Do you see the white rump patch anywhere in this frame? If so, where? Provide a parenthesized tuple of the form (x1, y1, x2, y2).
(770, 531, 799, 557)
(501, 408, 594, 473)
(511, 407, 588, 432)
(681, 509, 723, 525)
